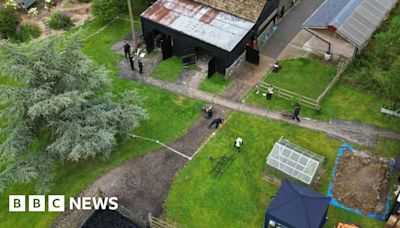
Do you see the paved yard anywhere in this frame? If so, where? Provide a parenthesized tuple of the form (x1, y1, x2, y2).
(261, 0, 325, 58)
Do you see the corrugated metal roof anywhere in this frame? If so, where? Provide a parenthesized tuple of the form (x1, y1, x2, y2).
(141, 0, 255, 52)
(303, 0, 398, 48)
(193, 0, 267, 22)
(337, 0, 398, 48)
(302, 0, 350, 28)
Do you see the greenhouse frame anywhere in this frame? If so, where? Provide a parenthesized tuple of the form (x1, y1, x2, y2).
(266, 137, 325, 185)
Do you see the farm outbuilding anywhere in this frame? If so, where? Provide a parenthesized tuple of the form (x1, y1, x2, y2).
(302, 0, 398, 58)
(140, 0, 279, 77)
(264, 179, 331, 228)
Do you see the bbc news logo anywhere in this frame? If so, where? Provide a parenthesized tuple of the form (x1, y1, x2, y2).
(9, 195, 118, 212)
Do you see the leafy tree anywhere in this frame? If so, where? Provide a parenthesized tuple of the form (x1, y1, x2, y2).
(0, 36, 148, 193)
(92, 0, 128, 21)
(0, 7, 20, 39)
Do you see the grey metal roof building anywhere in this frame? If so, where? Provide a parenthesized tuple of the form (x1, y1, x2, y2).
(303, 0, 398, 48)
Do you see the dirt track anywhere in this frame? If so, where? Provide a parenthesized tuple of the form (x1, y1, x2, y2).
(332, 150, 392, 216)
(53, 106, 229, 227)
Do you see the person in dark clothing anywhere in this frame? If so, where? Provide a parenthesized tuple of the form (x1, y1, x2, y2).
(205, 107, 213, 119)
(128, 54, 135, 71)
(123, 41, 131, 60)
(138, 59, 143, 74)
(209, 117, 223, 129)
(292, 103, 301, 122)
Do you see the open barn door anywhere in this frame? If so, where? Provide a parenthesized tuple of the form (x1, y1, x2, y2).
(208, 57, 216, 78)
(161, 38, 173, 60)
(246, 46, 260, 65)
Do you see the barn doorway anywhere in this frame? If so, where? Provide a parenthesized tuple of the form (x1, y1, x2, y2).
(152, 30, 173, 60)
(196, 47, 212, 71)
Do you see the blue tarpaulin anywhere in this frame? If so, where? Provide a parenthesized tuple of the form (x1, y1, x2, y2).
(327, 144, 393, 220)
(264, 179, 331, 228)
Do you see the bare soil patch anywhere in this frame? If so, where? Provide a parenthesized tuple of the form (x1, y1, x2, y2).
(332, 150, 392, 215)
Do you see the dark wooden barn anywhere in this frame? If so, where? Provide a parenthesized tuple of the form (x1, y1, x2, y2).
(141, 0, 279, 77)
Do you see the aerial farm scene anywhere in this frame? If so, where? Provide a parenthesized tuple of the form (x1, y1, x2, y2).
(0, 0, 400, 227)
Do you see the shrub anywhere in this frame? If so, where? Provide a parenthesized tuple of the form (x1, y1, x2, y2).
(45, 0, 54, 9)
(48, 11, 73, 30)
(5, 0, 19, 10)
(14, 23, 42, 42)
(92, 0, 127, 21)
(28, 7, 39, 17)
(0, 7, 20, 39)
(78, 0, 91, 3)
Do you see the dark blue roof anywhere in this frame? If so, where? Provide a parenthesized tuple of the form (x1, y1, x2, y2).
(303, 0, 362, 28)
(265, 180, 331, 228)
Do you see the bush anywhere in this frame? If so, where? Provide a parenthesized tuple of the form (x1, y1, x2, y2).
(48, 12, 73, 30)
(0, 7, 20, 39)
(14, 23, 42, 42)
(92, 0, 128, 21)
(78, 0, 91, 2)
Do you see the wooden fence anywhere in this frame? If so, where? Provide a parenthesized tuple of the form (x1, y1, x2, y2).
(148, 213, 176, 228)
(256, 59, 350, 112)
(258, 82, 320, 110)
(317, 60, 349, 103)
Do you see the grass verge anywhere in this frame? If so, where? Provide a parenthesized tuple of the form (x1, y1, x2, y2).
(198, 73, 232, 94)
(150, 57, 183, 82)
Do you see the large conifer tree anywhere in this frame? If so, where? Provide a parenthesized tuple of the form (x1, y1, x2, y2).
(0, 36, 148, 193)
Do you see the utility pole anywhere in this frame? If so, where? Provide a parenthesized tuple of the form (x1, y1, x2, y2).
(127, 0, 137, 50)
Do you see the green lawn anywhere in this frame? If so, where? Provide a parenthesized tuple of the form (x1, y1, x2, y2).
(165, 112, 400, 228)
(198, 73, 232, 94)
(266, 58, 336, 98)
(246, 81, 400, 131)
(245, 58, 400, 130)
(0, 17, 202, 227)
(150, 57, 183, 82)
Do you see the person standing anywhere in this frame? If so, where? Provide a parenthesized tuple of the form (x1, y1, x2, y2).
(123, 41, 131, 60)
(234, 137, 243, 152)
(292, 103, 301, 122)
(267, 86, 274, 100)
(128, 54, 135, 71)
(138, 59, 143, 74)
(209, 117, 223, 129)
(205, 107, 213, 119)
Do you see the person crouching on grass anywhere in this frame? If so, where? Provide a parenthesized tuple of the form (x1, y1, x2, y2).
(234, 137, 243, 152)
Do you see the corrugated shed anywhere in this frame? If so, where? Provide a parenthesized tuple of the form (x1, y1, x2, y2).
(303, 0, 361, 28)
(193, 0, 267, 22)
(303, 0, 398, 48)
(141, 0, 255, 52)
(337, 0, 398, 48)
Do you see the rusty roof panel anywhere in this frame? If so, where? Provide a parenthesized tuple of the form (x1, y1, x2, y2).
(141, 0, 255, 52)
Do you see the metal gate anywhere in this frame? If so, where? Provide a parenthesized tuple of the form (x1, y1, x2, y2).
(161, 38, 173, 60)
(182, 53, 196, 65)
(246, 46, 260, 65)
(208, 57, 216, 78)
